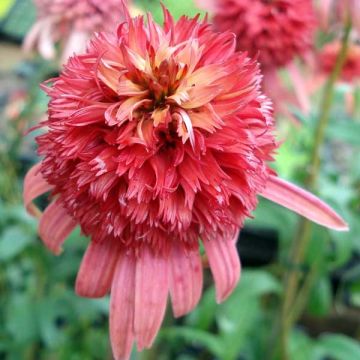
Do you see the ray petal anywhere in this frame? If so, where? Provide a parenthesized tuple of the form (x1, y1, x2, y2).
(110, 252, 136, 360)
(23, 163, 53, 217)
(134, 246, 169, 351)
(169, 243, 203, 317)
(39, 201, 77, 254)
(75, 238, 122, 298)
(260, 175, 349, 231)
(203, 232, 241, 303)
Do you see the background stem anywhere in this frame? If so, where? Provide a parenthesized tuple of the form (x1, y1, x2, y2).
(278, 16, 352, 360)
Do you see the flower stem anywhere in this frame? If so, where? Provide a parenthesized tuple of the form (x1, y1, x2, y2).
(279, 16, 352, 360)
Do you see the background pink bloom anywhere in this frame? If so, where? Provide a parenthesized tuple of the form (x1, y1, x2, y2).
(24, 6, 347, 360)
(205, 0, 316, 69)
(319, 41, 360, 82)
(23, 0, 132, 63)
(197, 0, 316, 117)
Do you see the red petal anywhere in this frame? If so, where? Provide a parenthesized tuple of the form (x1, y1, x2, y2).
(260, 175, 349, 231)
(75, 238, 121, 298)
(39, 201, 77, 255)
(134, 247, 169, 351)
(23, 163, 52, 218)
(110, 252, 136, 360)
(203, 232, 241, 303)
(169, 243, 203, 317)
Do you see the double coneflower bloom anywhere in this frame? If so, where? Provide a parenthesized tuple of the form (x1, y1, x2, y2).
(24, 6, 347, 360)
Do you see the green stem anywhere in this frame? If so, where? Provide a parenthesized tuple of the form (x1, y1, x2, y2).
(279, 17, 352, 360)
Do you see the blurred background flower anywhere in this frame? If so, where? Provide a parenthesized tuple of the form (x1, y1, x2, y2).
(197, 0, 316, 119)
(23, 0, 138, 63)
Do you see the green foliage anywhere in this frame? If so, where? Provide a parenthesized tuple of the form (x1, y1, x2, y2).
(162, 271, 282, 360)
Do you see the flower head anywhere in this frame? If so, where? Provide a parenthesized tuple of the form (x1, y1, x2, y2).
(319, 41, 360, 82)
(24, 0, 133, 62)
(202, 0, 316, 69)
(24, 6, 348, 360)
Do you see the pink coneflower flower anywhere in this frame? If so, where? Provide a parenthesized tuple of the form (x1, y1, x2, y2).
(319, 41, 360, 82)
(197, 0, 316, 118)
(313, 40, 360, 114)
(23, 0, 133, 63)
(200, 0, 315, 68)
(24, 6, 348, 360)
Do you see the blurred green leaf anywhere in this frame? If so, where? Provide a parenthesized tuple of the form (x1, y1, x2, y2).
(289, 330, 315, 360)
(316, 334, 360, 360)
(185, 286, 217, 330)
(161, 327, 223, 359)
(37, 298, 67, 348)
(348, 281, 360, 307)
(0, 226, 32, 260)
(248, 198, 297, 250)
(307, 276, 332, 317)
(137, 0, 204, 22)
(5, 295, 39, 343)
(217, 271, 281, 359)
(327, 121, 360, 146)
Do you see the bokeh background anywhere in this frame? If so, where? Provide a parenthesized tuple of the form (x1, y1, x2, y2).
(0, 0, 359, 359)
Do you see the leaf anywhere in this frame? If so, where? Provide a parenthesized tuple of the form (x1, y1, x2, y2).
(185, 286, 217, 330)
(307, 276, 332, 317)
(161, 327, 224, 359)
(248, 198, 297, 245)
(327, 121, 360, 146)
(289, 330, 315, 360)
(349, 282, 360, 308)
(216, 271, 282, 359)
(0, 227, 33, 260)
(5, 295, 39, 343)
(234, 270, 283, 298)
(36, 298, 67, 348)
(316, 334, 360, 360)
(218, 294, 259, 360)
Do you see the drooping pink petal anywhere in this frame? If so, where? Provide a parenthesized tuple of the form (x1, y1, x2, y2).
(351, 0, 360, 33)
(23, 163, 53, 217)
(23, 20, 44, 55)
(26, 0, 131, 61)
(287, 62, 310, 114)
(260, 175, 349, 231)
(169, 243, 203, 317)
(203, 232, 241, 303)
(75, 238, 122, 298)
(134, 246, 169, 351)
(39, 201, 77, 254)
(38, 18, 56, 60)
(61, 29, 89, 64)
(317, 0, 332, 29)
(110, 252, 136, 360)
